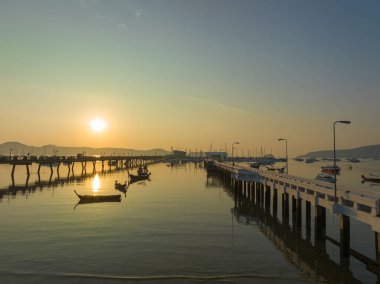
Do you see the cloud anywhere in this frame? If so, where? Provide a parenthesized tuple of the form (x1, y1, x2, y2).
(79, 0, 129, 31)
(118, 23, 128, 30)
(134, 10, 142, 19)
(181, 95, 248, 115)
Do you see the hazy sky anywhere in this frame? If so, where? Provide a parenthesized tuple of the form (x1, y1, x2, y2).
(0, 0, 379, 156)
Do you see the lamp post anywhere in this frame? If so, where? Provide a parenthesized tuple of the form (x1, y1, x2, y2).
(278, 138, 288, 174)
(231, 141, 239, 159)
(333, 120, 351, 204)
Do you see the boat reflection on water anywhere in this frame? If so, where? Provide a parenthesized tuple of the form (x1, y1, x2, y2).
(206, 169, 374, 283)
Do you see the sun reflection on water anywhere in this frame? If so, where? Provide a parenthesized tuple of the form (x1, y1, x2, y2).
(92, 174, 100, 193)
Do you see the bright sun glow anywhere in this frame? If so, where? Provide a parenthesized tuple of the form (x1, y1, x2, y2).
(90, 118, 106, 133)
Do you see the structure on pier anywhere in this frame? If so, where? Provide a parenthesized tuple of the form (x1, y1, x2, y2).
(209, 160, 380, 278)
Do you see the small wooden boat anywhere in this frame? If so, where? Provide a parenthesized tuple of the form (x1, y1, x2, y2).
(127, 165, 151, 183)
(361, 175, 380, 183)
(74, 190, 121, 203)
(129, 173, 151, 183)
(114, 180, 127, 190)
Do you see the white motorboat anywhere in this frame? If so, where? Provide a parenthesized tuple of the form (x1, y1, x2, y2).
(315, 173, 336, 183)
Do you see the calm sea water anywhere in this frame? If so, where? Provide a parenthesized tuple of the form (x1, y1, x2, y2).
(0, 160, 379, 283)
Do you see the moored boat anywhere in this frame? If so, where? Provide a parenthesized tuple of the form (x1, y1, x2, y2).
(128, 165, 151, 183)
(129, 173, 151, 183)
(321, 165, 341, 174)
(361, 174, 380, 183)
(114, 180, 127, 190)
(315, 173, 336, 183)
(250, 162, 261, 169)
(74, 190, 121, 203)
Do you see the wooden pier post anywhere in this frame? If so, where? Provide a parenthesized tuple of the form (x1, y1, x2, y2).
(256, 183, 261, 206)
(247, 182, 251, 201)
(306, 201, 311, 240)
(292, 196, 297, 227)
(272, 188, 278, 217)
(265, 185, 270, 212)
(282, 193, 289, 223)
(315, 205, 326, 241)
(340, 215, 350, 259)
(11, 164, 16, 178)
(296, 198, 302, 228)
(251, 182, 256, 203)
(26, 164, 30, 176)
(375, 232, 380, 280)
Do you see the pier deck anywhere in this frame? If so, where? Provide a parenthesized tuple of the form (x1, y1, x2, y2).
(212, 161, 380, 232)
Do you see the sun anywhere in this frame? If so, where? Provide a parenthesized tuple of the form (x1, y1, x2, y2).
(90, 118, 107, 133)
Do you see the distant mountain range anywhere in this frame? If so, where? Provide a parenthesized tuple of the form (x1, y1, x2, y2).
(0, 142, 170, 156)
(300, 144, 380, 159)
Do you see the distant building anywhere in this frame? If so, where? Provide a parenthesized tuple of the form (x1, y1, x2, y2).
(205, 152, 228, 162)
(172, 150, 187, 158)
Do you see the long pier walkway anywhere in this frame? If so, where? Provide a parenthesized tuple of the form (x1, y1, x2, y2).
(210, 161, 380, 272)
(0, 155, 165, 179)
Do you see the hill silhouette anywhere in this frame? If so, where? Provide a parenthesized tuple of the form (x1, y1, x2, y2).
(300, 144, 380, 159)
(0, 141, 170, 156)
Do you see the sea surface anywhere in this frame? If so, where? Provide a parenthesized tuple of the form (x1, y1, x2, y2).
(0, 159, 379, 283)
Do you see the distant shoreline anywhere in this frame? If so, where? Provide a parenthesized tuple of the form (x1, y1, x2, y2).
(0, 141, 170, 156)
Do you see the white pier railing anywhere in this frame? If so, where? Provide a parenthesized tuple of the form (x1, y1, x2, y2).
(213, 161, 380, 232)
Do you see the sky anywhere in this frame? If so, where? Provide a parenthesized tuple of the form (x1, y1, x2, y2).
(0, 0, 379, 157)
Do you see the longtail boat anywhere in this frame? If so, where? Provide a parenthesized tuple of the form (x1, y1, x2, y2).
(361, 175, 380, 183)
(74, 190, 121, 203)
(114, 180, 127, 190)
(127, 166, 151, 184)
(129, 173, 151, 183)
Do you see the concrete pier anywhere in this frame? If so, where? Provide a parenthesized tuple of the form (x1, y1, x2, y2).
(210, 160, 380, 274)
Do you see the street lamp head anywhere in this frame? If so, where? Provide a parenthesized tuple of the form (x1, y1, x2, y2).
(278, 138, 285, 141)
(335, 120, 351, 125)
(233, 141, 239, 145)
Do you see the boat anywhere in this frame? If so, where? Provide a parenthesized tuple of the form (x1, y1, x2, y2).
(321, 165, 341, 174)
(315, 173, 336, 183)
(250, 162, 261, 169)
(347, 158, 360, 163)
(74, 190, 121, 203)
(128, 165, 151, 183)
(305, 158, 318, 163)
(361, 174, 380, 183)
(129, 172, 151, 183)
(114, 180, 128, 191)
(294, 157, 304, 162)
